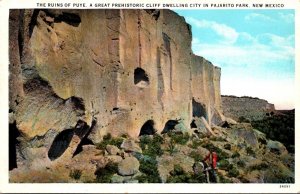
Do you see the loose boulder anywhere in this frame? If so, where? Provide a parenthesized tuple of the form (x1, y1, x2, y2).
(121, 139, 142, 153)
(106, 145, 120, 155)
(118, 157, 140, 176)
(267, 140, 288, 155)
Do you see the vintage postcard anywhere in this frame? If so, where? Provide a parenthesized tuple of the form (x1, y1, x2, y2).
(0, 0, 299, 193)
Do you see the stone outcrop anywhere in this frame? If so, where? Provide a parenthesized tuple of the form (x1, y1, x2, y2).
(117, 157, 140, 176)
(9, 9, 223, 167)
(222, 95, 275, 121)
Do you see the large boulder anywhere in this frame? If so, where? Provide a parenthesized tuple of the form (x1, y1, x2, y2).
(107, 155, 123, 164)
(157, 152, 194, 183)
(121, 139, 142, 153)
(106, 145, 120, 155)
(230, 123, 259, 148)
(118, 157, 140, 176)
(267, 140, 288, 155)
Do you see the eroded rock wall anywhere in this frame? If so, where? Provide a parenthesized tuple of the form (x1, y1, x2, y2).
(191, 55, 222, 125)
(9, 9, 222, 165)
(222, 95, 275, 121)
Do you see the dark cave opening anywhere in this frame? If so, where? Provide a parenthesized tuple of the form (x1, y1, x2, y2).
(54, 12, 81, 27)
(134, 67, 149, 87)
(74, 120, 90, 138)
(161, 120, 179, 134)
(48, 129, 74, 161)
(9, 121, 20, 170)
(72, 119, 96, 157)
(190, 119, 197, 128)
(192, 98, 207, 119)
(139, 120, 156, 136)
(69, 96, 85, 111)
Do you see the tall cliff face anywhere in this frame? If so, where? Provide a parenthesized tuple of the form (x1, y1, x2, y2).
(9, 9, 222, 165)
(222, 95, 275, 121)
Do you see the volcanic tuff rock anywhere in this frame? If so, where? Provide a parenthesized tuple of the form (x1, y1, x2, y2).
(9, 9, 223, 167)
(221, 95, 275, 121)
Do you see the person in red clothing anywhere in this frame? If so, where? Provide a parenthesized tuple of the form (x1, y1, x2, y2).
(202, 151, 219, 183)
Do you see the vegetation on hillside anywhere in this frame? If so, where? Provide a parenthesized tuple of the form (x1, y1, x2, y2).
(251, 110, 295, 153)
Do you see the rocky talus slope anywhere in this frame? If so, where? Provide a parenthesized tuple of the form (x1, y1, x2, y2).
(10, 120, 294, 183)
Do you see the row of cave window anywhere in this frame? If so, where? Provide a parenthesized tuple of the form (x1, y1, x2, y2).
(9, 114, 204, 170)
(139, 118, 198, 136)
(9, 99, 206, 169)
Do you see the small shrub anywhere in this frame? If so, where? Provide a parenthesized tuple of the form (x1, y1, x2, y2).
(231, 151, 240, 158)
(237, 160, 246, 167)
(228, 166, 239, 177)
(94, 162, 118, 183)
(167, 164, 206, 183)
(218, 173, 233, 183)
(139, 135, 152, 150)
(224, 143, 231, 150)
(69, 169, 82, 180)
(110, 138, 123, 148)
(141, 134, 164, 157)
(121, 134, 128, 138)
(96, 133, 123, 150)
(153, 134, 164, 144)
(189, 139, 202, 149)
(189, 150, 203, 162)
(170, 164, 184, 176)
(166, 139, 178, 155)
(248, 162, 268, 171)
(238, 116, 250, 123)
(246, 147, 256, 156)
(137, 159, 161, 183)
(218, 159, 230, 170)
(168, 132, 190, 145)
(211, 136, 227, 142)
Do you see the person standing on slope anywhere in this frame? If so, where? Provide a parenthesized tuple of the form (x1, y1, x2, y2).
(203, 150, 219, 183)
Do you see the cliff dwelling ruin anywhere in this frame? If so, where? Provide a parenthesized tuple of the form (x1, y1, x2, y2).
(9, 9, 223, 168)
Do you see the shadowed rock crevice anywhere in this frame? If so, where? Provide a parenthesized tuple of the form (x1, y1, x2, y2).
(29, 9, 40, 38)
(18, 10, 25, 62)
(65, 97, 85, 113)
(139, 120, 156, 136)
(9, 122, 20, 170)
(24, 77, 85, 113)
(161, 120, 179, 134)
(48, 129, 74, 161)
(54, 12, 81, 27)
(134, 67, 149, 88)
(162, 32, 173, 90)
(156, 47, 164, 110)
(42, 10, 81, 27)
(190, 119, 197, 128)
(192, 98, 207, 119)
(73, 119, 96, 157)
(23, 76, 52, 94)
(145, 9, 160, 20)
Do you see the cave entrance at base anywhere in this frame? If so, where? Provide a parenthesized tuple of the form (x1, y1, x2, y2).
(72, 119, 96, 157)
(161, 120, 179, 134)
(48, 129, 74, 161)
(9, 121, 20, 170)
(192, 98, 207, 119)
(139, 120, 156, 136)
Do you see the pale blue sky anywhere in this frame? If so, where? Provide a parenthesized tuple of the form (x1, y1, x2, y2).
(174, 10, 295, 109)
